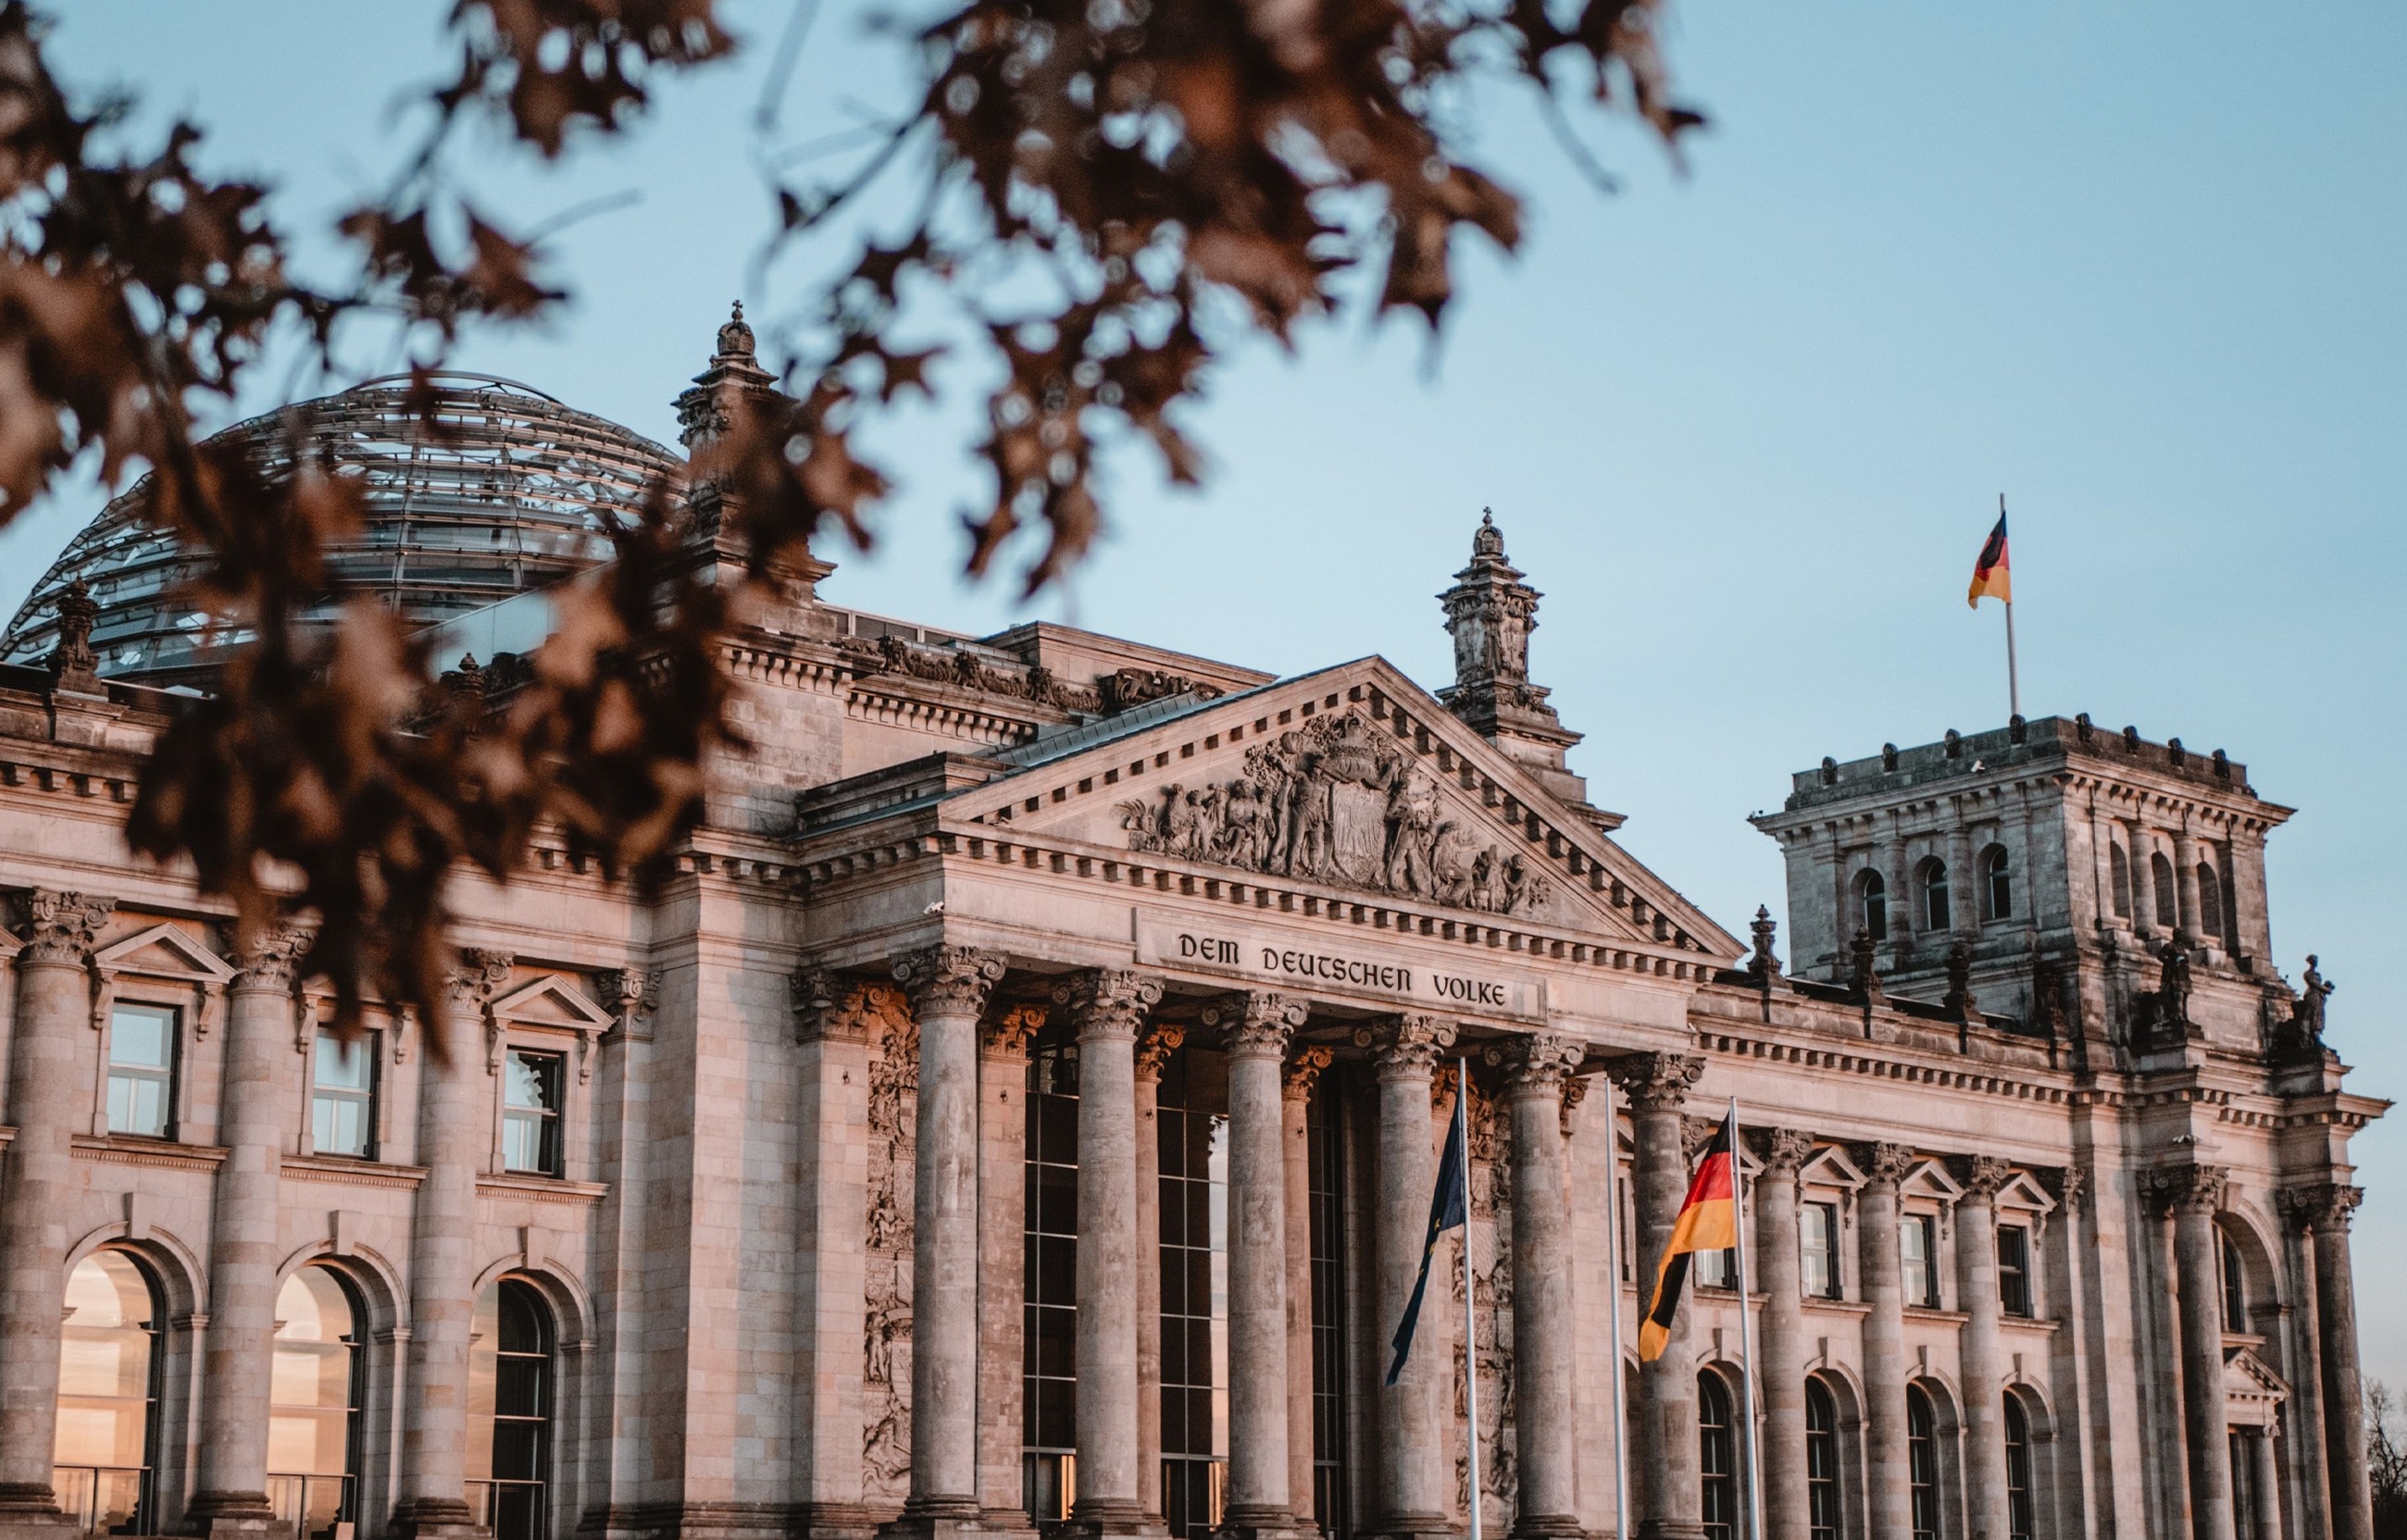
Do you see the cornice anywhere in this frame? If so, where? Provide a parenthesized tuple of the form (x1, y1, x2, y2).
(283, 1155, 429, 1191)
(1691, 1025, 2075, 1108)
(476, 1172, 609, 1205)
(71, 1135, 228, 1173)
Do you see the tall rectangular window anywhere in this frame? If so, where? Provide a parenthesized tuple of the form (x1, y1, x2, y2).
(1306, 1074, 1349, 1539)
(500, 1050, 563, 1176)
(106, 1004, 178, 1139)
(1997, 1225, 2032, 1318)
(312, 1030, 377, 1159)
(1158, 1049, 1228, 1538)
(1799, 1202, 1840, 1299)
(1023, 1043, 1079, 1523)
(1901, 1213, 1939, 1308)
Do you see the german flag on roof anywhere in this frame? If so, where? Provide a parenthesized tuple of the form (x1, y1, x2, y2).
(1967, 512, 2011, 608)
(1638, 1107, 1740, 1362)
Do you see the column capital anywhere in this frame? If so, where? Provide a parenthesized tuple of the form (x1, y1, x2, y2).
(1363, 1012, 1454, 1079)
(2047, 1162, 2089, 1212)
(1501, 1032, 1583, 1098)
(1222, 990, 1307, 1061)
(893, 943, 1005, 1017)
(1955, 1155, 2014, 1201)
(1861, 1141, 1916, 1191)
(447, 949, 514, 1006)
(232, 925, 314, 992)
(1061, 967, 1162, 1042)
(596, 966, 660, 1018)
(18, 888, 114, 965)
(983, 1000, 1048, 1060)
(1556, 1073, 1591, 1138)
(1133, 1020, 1186, 1083)
(2277, 1181, 2362, 1234)
(2145, 1162, 2229, 1216)
(1755, 1127, 1815, 1179)
(1282, 1044, 1334, 1102)
(1603, 1049, 1702, 1114)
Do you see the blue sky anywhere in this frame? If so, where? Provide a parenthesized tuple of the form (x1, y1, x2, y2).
(17, 4, 2404, 1385)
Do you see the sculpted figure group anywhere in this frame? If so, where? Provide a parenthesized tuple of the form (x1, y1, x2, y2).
(1118, 713, 1551, 918)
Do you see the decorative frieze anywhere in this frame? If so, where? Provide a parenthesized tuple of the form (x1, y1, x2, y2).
(1116, 711, 1552, 918)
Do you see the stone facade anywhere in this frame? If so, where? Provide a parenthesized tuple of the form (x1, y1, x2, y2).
(0, 328, 2384, 1540)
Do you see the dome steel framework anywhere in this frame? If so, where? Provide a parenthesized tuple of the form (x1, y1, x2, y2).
(0, 373, 681, 689)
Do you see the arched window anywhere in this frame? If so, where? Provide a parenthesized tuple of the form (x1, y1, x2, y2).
(1980, 845, 2013, 923)
(270, 1268, 364, 1538)
(1856, 869, 1889, 942)
(468, 1279, 555, 1540)
(2003, 1396, 2035, 1540)
(2221, 1231, 2249, 1335)
(1919, 859, 1951, 934)
(2197, 863, 2223, 941)
(2108, 843, 2132, 921)
(55, 1250, 164, 1536)
(2151, 853, 2179, 932)
(1805, 1378, 1843, 1540)
(1698, 1372, 1739, 1540)
(1906, 1385, 1941, 1540)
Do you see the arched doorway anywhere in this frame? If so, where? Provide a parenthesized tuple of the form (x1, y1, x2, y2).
(54, 1250, 165, 1536)
(268, 1267, 365, 1538)
(468, 1277, 555, 1540)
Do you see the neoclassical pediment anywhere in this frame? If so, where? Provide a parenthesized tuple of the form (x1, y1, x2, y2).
(1800, 1145, 1867, 1192)
(949, 658, 1739, 958)
(488, 975, 617, 1035)
(2224, 1346, 2289, 1428)
(1900, 1157, 1964, 1205)
(1994, 1171, 2058, 1217)
(91, 922, 237, 987)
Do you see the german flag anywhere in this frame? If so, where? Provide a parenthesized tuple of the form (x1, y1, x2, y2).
(1638, 1108, 1740, 1362)
(1966, 512, 2011, 608)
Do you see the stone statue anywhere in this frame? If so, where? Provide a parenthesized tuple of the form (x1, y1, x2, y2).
(2157, 938, 2192, 1030)
(2296, 954, 2335, 1044)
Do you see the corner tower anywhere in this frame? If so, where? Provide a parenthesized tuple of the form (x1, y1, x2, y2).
(1752, 714, 2320, 1072)
(1438, 510, 1600, 822)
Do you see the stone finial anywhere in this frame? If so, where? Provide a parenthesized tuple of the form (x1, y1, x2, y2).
(1944, 938, 1978, 1023)
(1436, 507, 1577, 757)
(675, 298, 779, 450)
(2008, 714, 2027, 745)
(1848, 927, 1884, 1005)
(893, 944, 1005, 1018)
(1604, 1049, 1703, 1114)
(1748, 905, 1781, 980)
(19, 888, 115, 965)
(718, 299, 756, 360)
(1881, 742, 1900, 772)
(1282, 1043, 1334, 1101)
(47, 578, 101, 692)
(1943, 728, 1963, 759)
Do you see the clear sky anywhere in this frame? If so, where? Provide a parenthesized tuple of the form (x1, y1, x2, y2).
(16, 4, 2404, 1386)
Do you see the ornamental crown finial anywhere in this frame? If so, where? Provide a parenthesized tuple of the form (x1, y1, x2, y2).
(717, 299, 755, 360)
(1472, 506, 1504, 559)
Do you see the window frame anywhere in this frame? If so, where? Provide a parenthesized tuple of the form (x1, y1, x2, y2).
(1996, 1224, 2033, 1319)
(2108, 843, 2132, 921)
(1906, 1385, 1942, 1540)
(2196, 861, 2224, 942)
(1698, 1371, 1739, 1540)
(2151, 851, 2180, 932)
(1800, 1201, 1841, 1300)
(308, 1026, 380, 1161)
(499, 1048, 567, 1178)
(1901, 1211, 1941, 1310)
(2003, 1395, 2036, 1540)
(1805, 1377, 1844, 1540)
(1855, 868, 1889, 943)
(1979, 844, 2013, 923)
(104, 1000, 181, 1142)
(1918, 858, 1952, 934)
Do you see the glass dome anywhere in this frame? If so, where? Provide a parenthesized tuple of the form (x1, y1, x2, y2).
(0, 373, 682, 689)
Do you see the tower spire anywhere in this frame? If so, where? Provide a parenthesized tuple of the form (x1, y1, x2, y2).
(1436, 508, 1594, 813)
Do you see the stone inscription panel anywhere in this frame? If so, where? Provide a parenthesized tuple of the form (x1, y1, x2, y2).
(1133, 908, 1545, 1022)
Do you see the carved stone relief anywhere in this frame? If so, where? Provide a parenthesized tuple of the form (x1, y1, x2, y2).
(859, 983, 918, 1497)
(1117, 712, 1552, 917)
(1451, 1070, 1517, 1525)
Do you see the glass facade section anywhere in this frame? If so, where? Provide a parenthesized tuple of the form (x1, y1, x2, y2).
(269, 1268, 363, 1538)
(1158, 1048, 1228, 1537)
(54, 1251, 162, 1536)
(468, 1279, 554, 1540)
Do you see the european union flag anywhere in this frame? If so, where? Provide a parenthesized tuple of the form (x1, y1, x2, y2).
(1385, 1093, 1468, 1386)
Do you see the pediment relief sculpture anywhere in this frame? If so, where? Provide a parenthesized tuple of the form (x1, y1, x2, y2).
(1116, 711, 1553, 919)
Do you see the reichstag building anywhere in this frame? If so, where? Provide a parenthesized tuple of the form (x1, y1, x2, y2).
(0, 312, 2380, 1540)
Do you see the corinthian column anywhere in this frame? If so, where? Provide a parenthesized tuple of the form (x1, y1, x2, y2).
(2295, 1184, 2372, 1540)
(979, 1001, 1048, 1529)
(1608, 1051, 1705, 1540)
(0, 890, 113, 1521)
(1754, 1130, 1814, 1540)
(1955, 1158, 2012, 1540)
(397, 950, 513, 1539)
(1066, 969, 1164, 1537)
(1369, 1014, 1455, 1540)
(890, 944, 1006, 1535)
(1504, 1035, 1585, 1539)
(1223, 993, 1308, 1537)
(2155, 1165, 2235, 1540)
(1859, 1143, 1914, 1540)
(191, 930, 312, 1538)
(1283, 1047, 1333, 1529)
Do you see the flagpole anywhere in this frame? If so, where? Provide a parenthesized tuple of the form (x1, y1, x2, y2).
(1459, 1059, 1483, 1540)
(1728, 1099, 1765, 1540)
(1999, 493, 2019, 719)
(1601, 1076, 1630, 1540)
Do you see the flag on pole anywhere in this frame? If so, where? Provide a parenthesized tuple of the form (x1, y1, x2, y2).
(1967, 512, 2012, 607)
(1637, 1108, 1739, 1362)
(1386, 1087, 1468, 1385)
